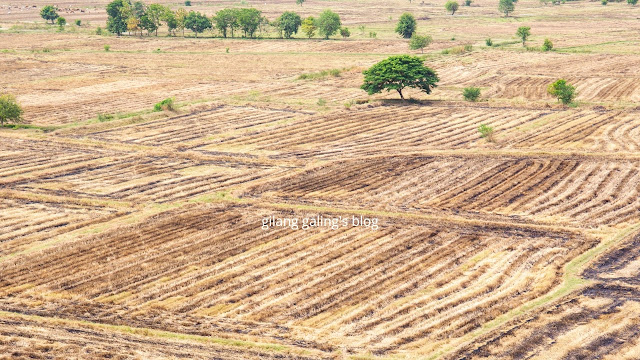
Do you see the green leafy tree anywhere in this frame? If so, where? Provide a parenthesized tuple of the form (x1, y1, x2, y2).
(361, 55, 439, 100)
(184, 11, 211, 37)
(445, 1, 460, 14)
(214, 8, 239, 38)
(56, 16, 66, 28)
(629, 0, 638, 5)
(317, 9, 341, 39)
(340, 27, 350, 39)
(132, 1, 146, 18)
(140, 14, 157, 35)
(542, 38, 553, 51)
(499, 0, 515, 16)
(516, 26, 530, 46)
(296, 0, 305, 5)
(165, 11, 178, 35)
(238, 8, 262, 38)
(276, 11, 301, 38)
(40, 5, 59, 24)
(409, 34, 432, 53)
(301, 16, 316, 38)
(0, 94, 23, 126)
(547, 79, 576, 105)
(395, 13, 417, 38)
(106, 0, 130, 35)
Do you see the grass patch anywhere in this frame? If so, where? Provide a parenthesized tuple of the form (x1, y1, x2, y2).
(298, 68, 344, 80)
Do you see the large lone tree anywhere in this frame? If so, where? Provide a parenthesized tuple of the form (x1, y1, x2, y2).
(40, 5, 59, 24)
(361, 55, 439, 100)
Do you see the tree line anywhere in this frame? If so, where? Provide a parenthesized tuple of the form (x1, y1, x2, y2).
(105, 0, 346, 39)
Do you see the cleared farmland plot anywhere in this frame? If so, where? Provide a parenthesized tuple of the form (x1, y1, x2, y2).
(3, 0, 640, 357)
(248, 155, 640, 227)
(0, 203, 596, 356)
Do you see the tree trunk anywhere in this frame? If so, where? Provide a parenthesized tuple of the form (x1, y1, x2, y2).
(397, 89, 404, 100)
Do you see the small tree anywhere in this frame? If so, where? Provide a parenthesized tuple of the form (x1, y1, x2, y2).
(340, 27, 351, 39)
(75, 19, 82, 26)
(56, 17, 66, 29)
(516, 26, 530, 46)
(184, 11, 211, 37)
(485, 38, 493, 46)
(542, 38, 553, 51)
(147, 4, 168, 36)
(296, 0, 305, 5)
(629, 0, 638, 5)
(463, 87, 481, 101)
(409, 34, 432, 53)
(498, 0, 515, 16)
(317, 9, 341, 39)
(395, 13, 417, 38)
(478, 124, 495, 142)
(40, 5, 59, 24)
(165, 12, 178, 36)
(214, 8, 239, 38)
(175, 8, 187, 36)
(277, 11, 302, 39)
(184, 0, 191, 5)
(0, 94, 23, 126)
(465, 0, 473, 5)
(301, 16, 316, 38)
(361, 55, 439, 100)
(547, 79, 576, 105)
(127, 16, 141, 35)
(445, 1, 460, 14)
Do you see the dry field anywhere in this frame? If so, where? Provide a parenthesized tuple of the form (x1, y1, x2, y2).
(2, 0, 640, 359)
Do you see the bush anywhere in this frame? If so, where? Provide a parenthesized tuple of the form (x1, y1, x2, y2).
(340, 27, 350, 39)
(629, 0, 638, 5)
(317, 98, 327, 106)
(75, 20, 81, 26)
(409, 34, 433, 53)
(485, 38, 493, 46)
(463, 87, 481, 102)
(154, 98, 176, 111)
(464, 44, 473, 52)
(185, 0, 191, 5)
(465, 0, 472, 5)
(547, 79, 576, 105)
(97, 113, 114, 122)
(104, 44, 110, 51)
(369, 31, 377, 38)
(56, 17, 66, 28)
(478, 124, 495, 142)
(0, 94, 24, 126)
(602, 0, 608, 5)
(96, 26, 103, 35)
(542, 38, 553, 51)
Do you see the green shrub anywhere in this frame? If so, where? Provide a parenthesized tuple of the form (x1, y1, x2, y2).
(463, 87, 481, 102)
(628, 0, 637, 4)
(485, 38, 493, 46)
(317, 98, 327, 106)
(547, 79, 576, 105)
(464, 44, 473, 52)
(542, 38, 553, 51)
(602, 0, 608, 5)
(185, 0, 192, 5)
(75, 20, 81, 26)
(465, 0, 472, 5)
(97, 113, 114, 122)
(104, 44, 110, 51)
(478, 124, 495, 142)
(96, 26, 103, 35)
(298, 69, 342, 80)
(369, 31, 377, 38)
(154, 97, 176, 111)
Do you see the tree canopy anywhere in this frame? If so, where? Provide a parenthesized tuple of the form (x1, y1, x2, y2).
(317, 9, 341, 39)
(301, 16, 316, 38)
(409, 34, 432, 53)
(395, 13, 417, 38)
(106, 0, 129, 35)
(445, 1, 460, 15)
(184, 11, 211, 37)
(277, 11, 302, 39)
(361, 55, 439, 100)
(516, 26, 530, 46)
(40, 5, 59, 24)
(499, 0, 515, 16)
